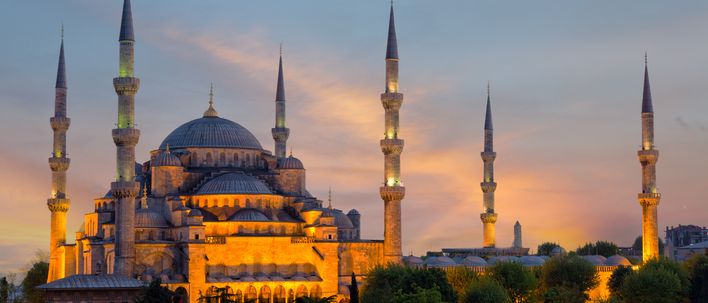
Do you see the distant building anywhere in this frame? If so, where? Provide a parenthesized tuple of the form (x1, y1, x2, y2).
(665, 225, 708, 260)
(38, 274, 145, 303)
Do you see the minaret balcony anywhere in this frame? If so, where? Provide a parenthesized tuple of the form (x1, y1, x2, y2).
(380, 138, 404, 155)
(271, 127, 290, 141)
(381, 92, 403, 111)
(50, 117, 71, 131)
(480, 181, 497, 192)
(637, 150, 659, 165)
(48, 157, 71, 171)
(481, 151, 496, 162)
(111, 181, 140, 198)
(480, 212, 498, 224)
(112, 128, 140, 146)
(380, 186, 405, 201)
(47, 198, 70, 212)
(638, 193, 661, 207)
(113, 77, 140, 94)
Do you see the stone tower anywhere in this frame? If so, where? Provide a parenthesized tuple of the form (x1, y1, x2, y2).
(379, 3, 405, 264)
(272, 46, 290, 161)
(638, 54, 660, 262)
(480, 86, 498, 248)
(47, 28, 70, 283)
(513, 221, 522, 248)
(112, 0, 141, 276)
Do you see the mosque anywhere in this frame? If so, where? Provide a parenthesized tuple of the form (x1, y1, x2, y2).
(43, 1, 407, 302)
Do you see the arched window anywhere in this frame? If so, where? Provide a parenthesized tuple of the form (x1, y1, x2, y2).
(191, 151, 199, 166)
(273, 285, 286, 303)
(206, 152, 213, 166)
(296, 285, 308, 298)
(310, 285, 322, 299)
(234, 290, 243, 303)
(175, 287, 188, 303)
(219, 152, 226, 166)
(288, 289, 295, 303)
(245, 286, 257, 302)
(246, 154, 251, 167)
(233, 153, 239, 166)
(195, 234, 199, 240)
(259, 286, 271, 303)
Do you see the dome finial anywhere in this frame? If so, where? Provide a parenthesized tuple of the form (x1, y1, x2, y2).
(203, 82, 219, 117)
(328, 185, 333, 209)
(165, 143, 170, 153)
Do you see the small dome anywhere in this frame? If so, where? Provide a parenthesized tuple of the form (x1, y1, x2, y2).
(228, 208, 270, 222)
(278, 155, 304, 169)
(519, 256, 546, 266)
(424, 256, 457, 267)
(188, 209, 203, 217)
(581, 255, 607, 266)
(551, 246, 567, 257)
(462, 256, 488, 266)
(135, 209, 169, 228)
(347, 209, 360, 216)
(197, 173, 272, 195)
(488, 256, 519, 265)
(333, 210, 354, 229)
(605, 255, 631, 266)
(152, 150, 181, 167)
(404, 256, 424, 265)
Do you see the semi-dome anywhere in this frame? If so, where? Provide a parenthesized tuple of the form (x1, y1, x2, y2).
(278, 155, 304, 169)
(152, 150, 181, 167)
(581, 255, 607, 266)
(228, 208, 270, 222)
(135, 209, 169, 228)
(197, 173, 272, 195)
(424, 256, 457, 267)
(605, 255, 632, 266)
(462, 256, 488, 266)
(159, 116, 263, 150)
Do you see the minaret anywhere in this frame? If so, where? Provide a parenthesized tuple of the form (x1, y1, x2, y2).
(638, 54, 660, 262)
(112, 0, 141, 277)
(480, 85, 498, 248)
(47, 27, 70, 282)
(379, 3, 405, 264)
(272, 45, 290, 161)
(513, 221, 522, 248)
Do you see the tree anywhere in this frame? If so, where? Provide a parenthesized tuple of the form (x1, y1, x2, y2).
(642, 258, 690, 297)
(361, 265, 455, 303)
(575, 241, 618, 257)
(463, 278, 510, 303)
(539, 255, 598, 302)
(685, 253, 708, 302)
(135, 279, 176, 303)
(0, 277, 9, 303)
(632, 236, 665, 256)
(488, 261, 537, 303)
(621, 267, 683, 303)
(607, 265, 633, 299)
(445, 266, 477, 300)
(349, 272, 359, 303)
(537, 242, 560, 256)
(542, 286, 586, 303)
(21, 261, 48, 303)
(391, 287, 443, 303)
(295, 295, 337, 303)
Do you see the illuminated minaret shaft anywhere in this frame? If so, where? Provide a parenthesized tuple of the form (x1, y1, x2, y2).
(480, 86, 498, 248)
(112, 0, 141, 276)
(47, 29, 70, 282)
(379, 4, 405, 264)
(272, 47, 290, 161)
(637, 55, 660, 262)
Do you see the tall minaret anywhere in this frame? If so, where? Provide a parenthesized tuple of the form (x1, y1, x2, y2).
(47, 27, 70, 283)
(513, 221, 522, 248)
(112, 0, 141, 276)
(480, 85, 498, 248)
(379, 3, 405, 264)
(638, 54, 660, 262)
(272, 46, 290, 161)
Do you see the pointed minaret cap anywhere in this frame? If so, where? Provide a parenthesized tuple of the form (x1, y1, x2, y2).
(276, 45, 285, 101)
(642, 53, 653, 113)
(484, 84, 493, 130)
(203, 83, 219, 117)
(56, 26, 67, 89)
(119, 0, 135, 42)
(385, 2, 398, 60)
(515, 221, 520, 226)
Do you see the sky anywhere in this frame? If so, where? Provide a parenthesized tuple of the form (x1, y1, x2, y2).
(1, 0, 708, 274)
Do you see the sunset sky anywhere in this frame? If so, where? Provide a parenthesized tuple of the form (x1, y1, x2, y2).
(2, 1, 708, 274)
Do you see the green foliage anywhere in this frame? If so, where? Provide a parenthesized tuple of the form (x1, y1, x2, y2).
(135, 279, 176, 303)
(576, 241, 619, 257)
(0, 277, 9, 303)
(540, 255, 598, 302)
(632, 236, 665, 256)
(445, 266, 478, 300)
(295, 295, 337, 303)
(463, 277, 510, 303)
(621, 267, 683, 303)
(542, 286, 586, 303)
(685, 253, 708, 302)
(21, 261, 48, 303)
(361, 264, 455, 303)
(391, 287, 444, 303)
(488, 261, 538, 303)
(642, 258, 690, 297)
(537, 242, 560, 256)
(607, 265, 633, 299)
(349, 272, 359, 303)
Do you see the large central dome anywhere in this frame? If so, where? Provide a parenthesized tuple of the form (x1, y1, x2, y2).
(159, 116, 263, 150)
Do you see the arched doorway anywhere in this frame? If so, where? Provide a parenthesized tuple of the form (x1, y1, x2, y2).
(273, 285, 286, 303)
(296, 285, 308, 298)
(175, 287, 188, 303)
(259, 285, 271, 303)
(244, 285, 258, 302)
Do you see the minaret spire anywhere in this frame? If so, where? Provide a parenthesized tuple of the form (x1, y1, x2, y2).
(272, 45, 290, 161)
(47, 26, 71, 282)
(480, 84, 498, 248)
(637, 54, 660, 262)
(380, 3, 405, 264)
(203, 83, 218, 117)
(112, 0, 141, 277)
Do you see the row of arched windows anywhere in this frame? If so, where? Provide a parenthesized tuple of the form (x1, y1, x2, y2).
(203, 284, 321, 303)
(191, 151, 266, 169)
(190, 197, 278, 209)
